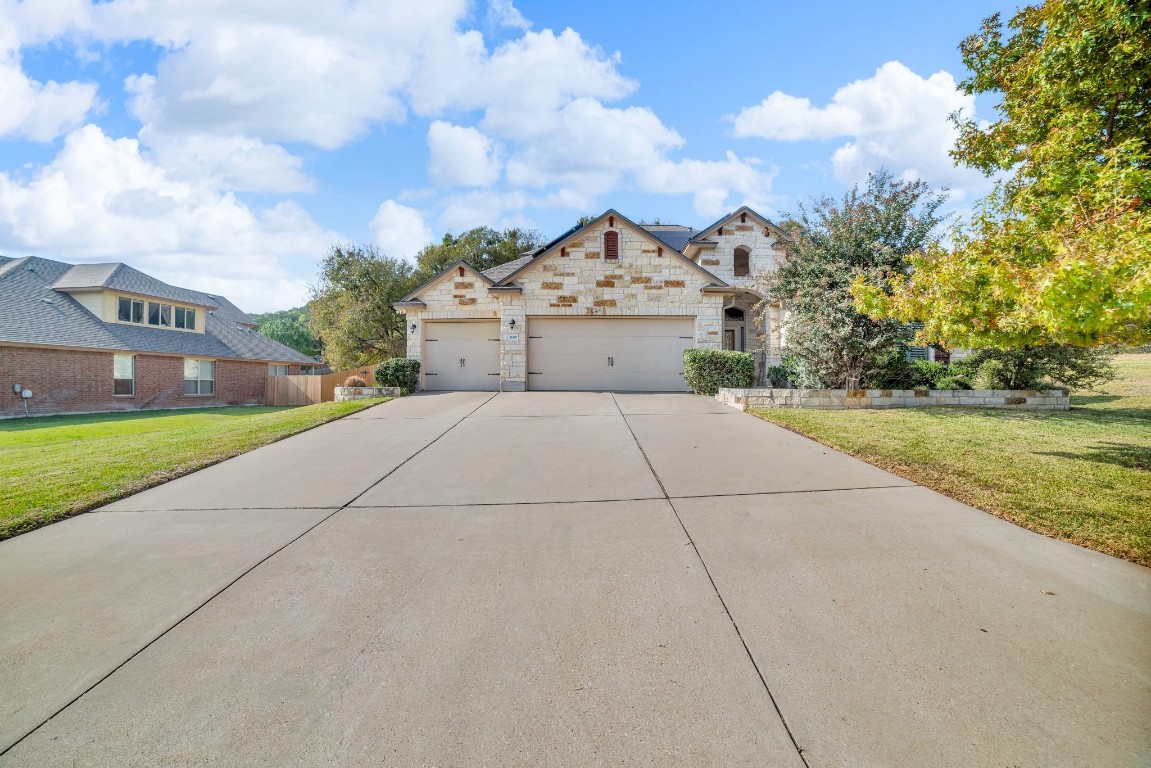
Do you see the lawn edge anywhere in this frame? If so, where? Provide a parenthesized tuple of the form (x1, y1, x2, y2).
(748, 408, 1150, 569)
(0, 398, 390, 542)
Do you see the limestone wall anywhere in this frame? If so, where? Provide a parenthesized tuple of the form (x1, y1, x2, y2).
(697, 217, 784, 289)
(716, 387, 1071, 411)
(400, 266, 502, 362)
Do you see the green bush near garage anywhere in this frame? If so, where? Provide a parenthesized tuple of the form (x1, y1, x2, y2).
(375, 358, 421, 394)
(684, 349, 755, 396)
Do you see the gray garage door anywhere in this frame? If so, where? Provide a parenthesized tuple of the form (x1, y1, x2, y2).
(527, 317, 695, 391)
(423, 321, 501, 391)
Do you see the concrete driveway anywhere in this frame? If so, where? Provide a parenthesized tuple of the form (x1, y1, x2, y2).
(1, 392, 1148, 767)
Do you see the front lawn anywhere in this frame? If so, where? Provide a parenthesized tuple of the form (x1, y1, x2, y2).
(751, 354, 1151, 566)
(0, 400, 387, 540)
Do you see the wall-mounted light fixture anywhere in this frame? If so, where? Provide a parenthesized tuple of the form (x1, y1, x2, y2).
(410, 323, 417, 332)
(509, 318, 516, 327)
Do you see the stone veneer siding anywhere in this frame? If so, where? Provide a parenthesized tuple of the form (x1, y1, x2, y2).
(716, 387, 1071, 412)
(401, 218, 726, 391)
(0, 345, 295, 417)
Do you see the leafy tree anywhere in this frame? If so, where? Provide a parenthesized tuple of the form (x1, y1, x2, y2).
(413, 226, 544, 280)
(763, 170, 948, 390)
(308, 228, 544, 369)
(856, 1, 1151, 347)
(252, 308, 321, 358)
(308, 245, 416, 369)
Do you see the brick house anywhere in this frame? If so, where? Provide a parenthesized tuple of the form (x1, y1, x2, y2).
(395, 207, 788, 392)
(0, 256, 316, 417)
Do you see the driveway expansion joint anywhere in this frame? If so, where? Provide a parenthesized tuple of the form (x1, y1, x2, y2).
(0, 391, 498, 758)
(668, 484, 917, 501)
(609, 393, 812, 768)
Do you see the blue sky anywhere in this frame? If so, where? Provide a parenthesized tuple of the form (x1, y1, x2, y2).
(0, 0, 1016, 311)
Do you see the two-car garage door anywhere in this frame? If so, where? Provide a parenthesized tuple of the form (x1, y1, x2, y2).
(424, 317, 696, 391)
(527, 317, 694, 392)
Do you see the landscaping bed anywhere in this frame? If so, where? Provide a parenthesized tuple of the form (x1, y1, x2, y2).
(0, 400, 387, 540)
(750, 354, 1151, 566)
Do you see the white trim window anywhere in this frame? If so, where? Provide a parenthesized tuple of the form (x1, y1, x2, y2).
(183, 359, 215, 395)
(113, 354, 135, 396)
(148, 301, 172, 327)
(175, 307, 196, 330)
(117, 297, 144, 324)
(268, 364, 289, 376)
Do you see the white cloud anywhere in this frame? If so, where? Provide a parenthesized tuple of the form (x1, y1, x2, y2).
(140, 128, 314, 193)
(427, 121, 502, 187)
(638, 152, 778, 217)
(0, 124, 335, 312)
(0, 10, 97, 143)
(436, 190, 531, 233)
(370, 200, 434, 260)
(732, 61, 987, 197)
(486, 0, 531, 30)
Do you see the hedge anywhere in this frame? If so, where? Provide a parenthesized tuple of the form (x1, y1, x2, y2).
(375, 358, 421, 394)
(683, 348, 755, 395)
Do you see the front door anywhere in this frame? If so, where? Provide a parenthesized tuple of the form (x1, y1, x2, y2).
(724, 329, 736, 350)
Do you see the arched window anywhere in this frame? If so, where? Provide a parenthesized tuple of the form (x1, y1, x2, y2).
(604, 230, 619, 260)
(734, 246, 751, 277)
(725, 307, 745, 321)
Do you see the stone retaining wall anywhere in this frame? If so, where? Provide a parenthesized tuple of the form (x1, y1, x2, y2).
(716, 387, 1070, 412)
(334, 386, 401, 401)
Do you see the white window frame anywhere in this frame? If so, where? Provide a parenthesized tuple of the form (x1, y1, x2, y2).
(183, 358, 215, 396)
(117, 296, 144, 324)
(268, 364, 289, 376)
(148, 301, 173, 327)
(113, 354, 135, 397)
(175, 306, 197, 330)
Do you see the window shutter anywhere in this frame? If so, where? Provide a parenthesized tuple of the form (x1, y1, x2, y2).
(604, 231, 619, 260)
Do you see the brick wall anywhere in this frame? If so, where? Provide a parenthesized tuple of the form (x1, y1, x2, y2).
(0, 345, 273, 418)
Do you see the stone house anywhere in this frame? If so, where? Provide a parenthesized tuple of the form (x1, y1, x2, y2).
(0, 256, 316, 417)
(395, 207, 788, 391)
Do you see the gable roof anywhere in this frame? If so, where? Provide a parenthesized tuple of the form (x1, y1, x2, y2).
(0, 256, 313, 363)
(397, 260, 496, 304)
(689, 205, 787, 242)
(480, 253, 535, 283)
(493, 209, 728, 288)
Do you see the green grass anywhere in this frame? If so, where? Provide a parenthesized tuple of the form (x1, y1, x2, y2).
(0, 400, 388, 540)
(751, 354, 1151, 566)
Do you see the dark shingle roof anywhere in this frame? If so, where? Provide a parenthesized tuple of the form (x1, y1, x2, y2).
(53, 263, 216, 307)
(481, 254, 535, 283)
(641, 225, 701, 253)
(0, 256, 312, 363)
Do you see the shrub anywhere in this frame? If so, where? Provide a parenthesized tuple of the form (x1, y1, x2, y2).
(934, 375, 968, 391)
(343, 375, 366, 387)
(956, 346, 1115, 391)
(764, 365, 791, 388)
(375, 358, 421, 394)
(683, 349, 755, 396)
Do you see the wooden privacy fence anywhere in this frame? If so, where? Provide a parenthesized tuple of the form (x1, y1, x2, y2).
(265, 366, 376, 406)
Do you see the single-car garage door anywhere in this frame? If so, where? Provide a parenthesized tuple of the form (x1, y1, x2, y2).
(527, 317, 695, 391)
(423, 321, 501, 390)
